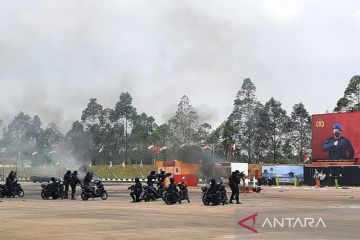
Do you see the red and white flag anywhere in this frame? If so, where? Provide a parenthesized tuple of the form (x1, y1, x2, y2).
(152, 147, 160, 155)
(203, 144, 211, 150)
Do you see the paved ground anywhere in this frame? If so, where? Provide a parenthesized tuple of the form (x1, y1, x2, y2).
(1, 182, 360, 239)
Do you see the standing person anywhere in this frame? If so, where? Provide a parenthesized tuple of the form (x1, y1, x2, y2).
(63, 170, 71, 199)
(321, 123, 355, 160)
(229, 171, 241, 204)
(70, 171, 81, 200)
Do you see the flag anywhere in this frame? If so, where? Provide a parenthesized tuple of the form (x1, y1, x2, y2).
(160, 146, 169, 151)
(203, 144, 211, 150)
(148, 144, 154, 150)
(140, 161, 143, 168)
(99, 145, 104, 153)
(152, 147, 160, 155)
(227, 147, 233, 157)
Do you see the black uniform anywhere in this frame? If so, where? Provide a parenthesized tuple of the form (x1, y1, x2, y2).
(5, 171, 16, 195)
(229, 171, 240, 204)
(63, 171, 71, 199)
(83, 172, 92, 186)
(208, 179, 219, 205)
(70, 171, 81, 200)
(49, 177, 59, 198)
(130, 178, 142, 202)
(157, 171, 166, 183)
(147, 171, 156, 187)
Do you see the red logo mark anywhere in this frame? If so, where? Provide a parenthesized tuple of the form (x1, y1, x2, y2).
(237, 213, 258, 233)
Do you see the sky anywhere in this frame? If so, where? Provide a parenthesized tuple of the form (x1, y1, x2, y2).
(1, 0, 360, 131)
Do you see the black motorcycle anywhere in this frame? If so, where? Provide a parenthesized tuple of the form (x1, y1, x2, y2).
(257, 177, 276, 186)
(163, 182, 190, 205)
(0, 181, 24, 198)
(80, 180, 108, 201)
(201, 180, 228, 206)
(140, 185, 157, 202)
(41, 181, 65, 200)
(155, 181, 166, 199)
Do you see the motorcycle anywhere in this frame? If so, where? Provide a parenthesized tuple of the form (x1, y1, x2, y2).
(155, 181, 166, 199)
(0, 181, 24, 198)
(140, 185, 157, 202)
(41, 181, 65, 200)
(80, 180, 108, 201)
(257, 177, 276, 186)
(163, 180, 190, 205)
(201, 179, 228, 206)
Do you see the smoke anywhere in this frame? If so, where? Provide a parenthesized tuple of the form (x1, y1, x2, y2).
(175, 145, 229, 180)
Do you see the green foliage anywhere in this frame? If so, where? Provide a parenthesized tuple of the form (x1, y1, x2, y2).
(335, 75, 360, 112)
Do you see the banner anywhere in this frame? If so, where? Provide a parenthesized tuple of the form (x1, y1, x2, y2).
(312, 112, 360, 161)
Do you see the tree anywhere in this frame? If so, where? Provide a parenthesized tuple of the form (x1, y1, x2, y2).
(262, 98, 289, 163)
(113, 92, 137, 162)
(169, 95, 211, 149)
(228, 78, 260, 163)
(221, 120, 235, 158)
(334, 75, 360, 112)
(252, 103, 269, 161)
(81, 98, 104, 130)
(289, 103, 311, 162)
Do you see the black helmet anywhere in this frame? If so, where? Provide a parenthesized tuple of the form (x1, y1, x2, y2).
(73, 171, 78, 175)
(210, 178, 216, 184)
(135, 178, 140, 182)
(235, 170, 240, 174)
(150, 171, 155, 175)
(66, 170, 71, 174)
(51, 177, 56, 181)
(161, 170, 165, 174)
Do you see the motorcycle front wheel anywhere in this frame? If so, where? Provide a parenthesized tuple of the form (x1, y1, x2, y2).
(41, 191, 49, 200)
(101, 192, 108, 200)
(202, 195, 210, 206)
(18, 190, 24, 198)
(81, 192, 89, 201)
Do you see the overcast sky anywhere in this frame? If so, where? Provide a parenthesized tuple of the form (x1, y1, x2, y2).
(1, 0, 360, 131)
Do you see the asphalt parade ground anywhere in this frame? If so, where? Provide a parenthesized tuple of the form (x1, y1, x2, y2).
(1, 182, 360, 240)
